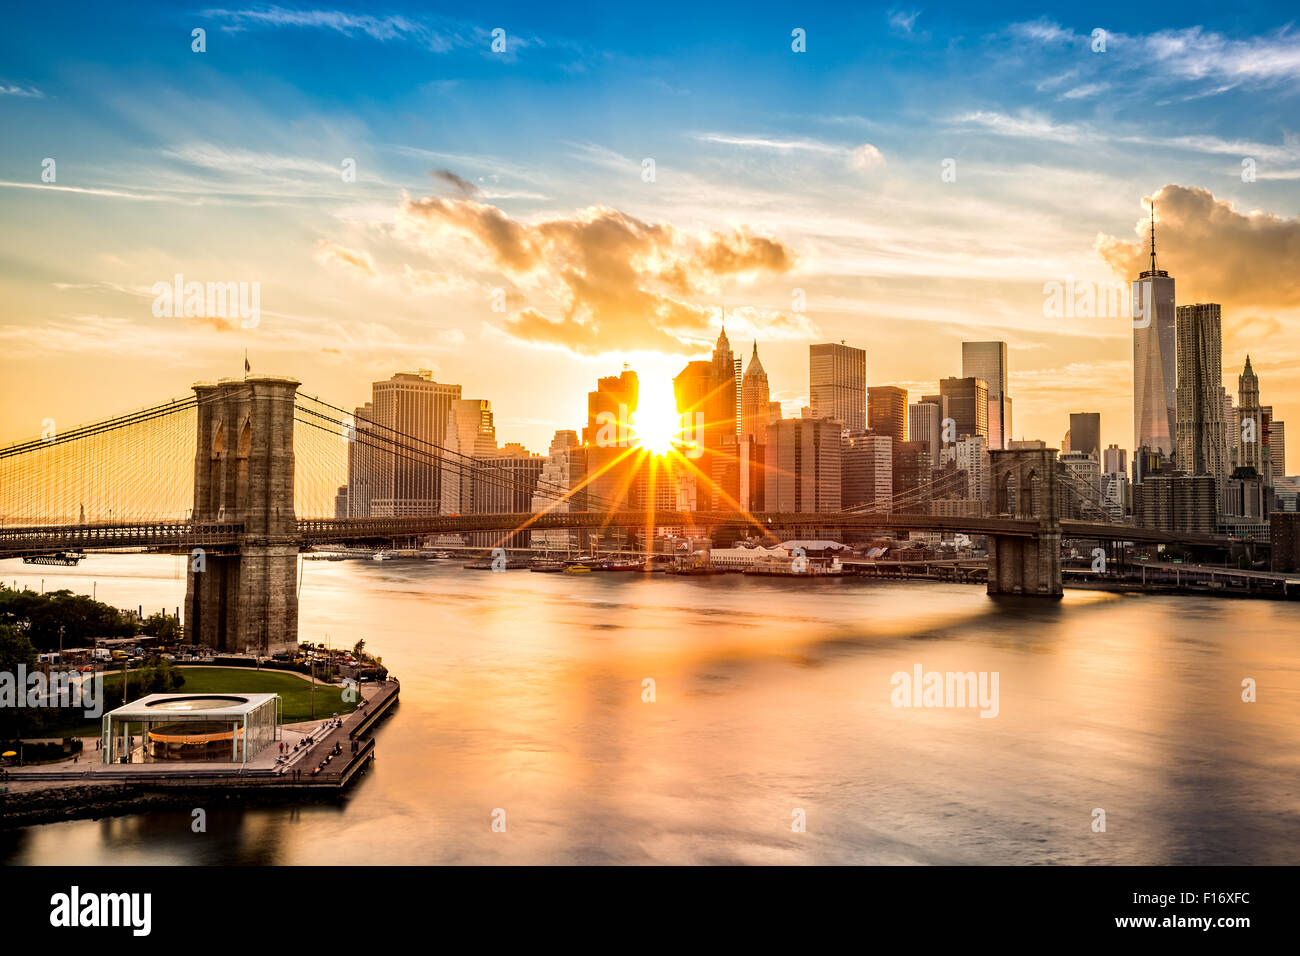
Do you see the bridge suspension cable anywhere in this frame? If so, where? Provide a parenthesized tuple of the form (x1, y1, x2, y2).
(0, 395, 203, 527)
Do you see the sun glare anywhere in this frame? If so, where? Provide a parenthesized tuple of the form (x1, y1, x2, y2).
(631, 376, 681, 456)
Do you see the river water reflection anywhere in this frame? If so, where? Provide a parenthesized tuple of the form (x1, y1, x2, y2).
(3, 554, 1297, 865)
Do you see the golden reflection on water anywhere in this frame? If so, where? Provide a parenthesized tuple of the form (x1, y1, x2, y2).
(3, 555, 1298, 865)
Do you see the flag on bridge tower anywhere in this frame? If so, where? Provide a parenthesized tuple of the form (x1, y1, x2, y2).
(244, 351, 250, 378)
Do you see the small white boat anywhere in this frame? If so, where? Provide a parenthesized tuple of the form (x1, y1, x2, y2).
(372, 550, 393, 561)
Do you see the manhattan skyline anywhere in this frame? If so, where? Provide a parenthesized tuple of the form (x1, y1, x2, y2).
(2, 3, 1300, 468)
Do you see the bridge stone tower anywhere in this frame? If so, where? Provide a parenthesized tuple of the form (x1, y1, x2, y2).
(987, 447, 1062, 597)
(184, 377, 300, 654)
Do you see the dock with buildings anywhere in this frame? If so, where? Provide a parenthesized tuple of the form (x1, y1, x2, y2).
(0, 679, 400, 828)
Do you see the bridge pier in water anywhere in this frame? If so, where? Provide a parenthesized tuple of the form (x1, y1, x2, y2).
(987, 447, 1064, 597)
(184, 377, 300, 655)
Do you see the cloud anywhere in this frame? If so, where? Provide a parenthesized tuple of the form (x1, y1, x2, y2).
(0, 84, 43, 97)
(314, 240, 377, 277)
(849, 143, 885, 170)
(431, 168, 479, 196)
(1006, 20, 1300, 89)
(395, 189, 798, 355)
(696, 132, 843, 154)
(0, 181, 167, 201)
(1096, 184, 1300, 314)
(952, 109, 1085, 143)
(200, 7, 539, 56)
(697, 132, 885, 173)
(887, 9, 922, 35)
(1058, 82, 1108, 100)
(951, 111, 1300, 165)
(163, 143, 342, 178)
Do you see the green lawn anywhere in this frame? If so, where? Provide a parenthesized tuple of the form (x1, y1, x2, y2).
(39, 667, 359, 738)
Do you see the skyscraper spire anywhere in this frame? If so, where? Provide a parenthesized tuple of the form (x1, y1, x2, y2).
(1149, 201, 1157, 274)
(715, 306, 730, 352)
(1138, 197, 1168, 280)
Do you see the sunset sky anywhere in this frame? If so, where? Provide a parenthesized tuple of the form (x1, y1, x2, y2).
(2, 3, 1299, 471)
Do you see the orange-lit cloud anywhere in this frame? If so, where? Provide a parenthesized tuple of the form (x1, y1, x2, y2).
(396, 190, 799, 354)
(1096, 184, 1300, 313)
(314, 240, 377, 278)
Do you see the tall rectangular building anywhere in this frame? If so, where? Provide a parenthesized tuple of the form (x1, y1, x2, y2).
(962, 341, 1010, 449)
(765, 418, 842, 513)
(893, 440, 934, 513)
(949, 434, 989, 505)
(1134, 215, 1177, 457)
(842, 431, 892, 510)
(939, 377, 989, 442)
(441, 398, 497, 515)
(867, 386, 908, 442)
(809, 342, 866, 433)
(1068, 412, 1102, 461)
(366, 371, 461, 517)
(585, 369, 638, 446)
(740, 343, 771, 444)
(1103, 444, 1127, 476)
(909, 401, 942, 464)
(1174, 304, 1229, 496)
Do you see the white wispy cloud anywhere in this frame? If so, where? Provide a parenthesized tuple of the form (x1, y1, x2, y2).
(694, 133, 886, 172)
(952, 110, 1085, 144)
(1007, 20, 1300, 88)
(199, 7, 540, 57)
(887, 9, 922, 35)
(1058, 82, 1108, 100)
(0, 83, 43, 97)
(695, 133, 845, 154)
(162, 143, 344, 178)
(0, 181, 167, 201)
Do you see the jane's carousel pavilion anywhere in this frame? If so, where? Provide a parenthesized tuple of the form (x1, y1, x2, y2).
(101, 693, 280, 764)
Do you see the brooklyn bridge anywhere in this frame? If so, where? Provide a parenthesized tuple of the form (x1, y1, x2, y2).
(0, 377, 1238, 654)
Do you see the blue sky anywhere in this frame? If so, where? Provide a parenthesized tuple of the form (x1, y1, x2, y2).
(2, 2, 1299, 464)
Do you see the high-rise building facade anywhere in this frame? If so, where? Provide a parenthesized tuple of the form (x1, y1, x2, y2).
(1068, 412, 1102, 461)
(809, 342, 866, 433)
(441, 398, 497, 515)
(584, 369, 638, 446)
(1133, 212, 1177, 457)
(711, 327, 738, 438)
(1236, 356, 1264, 476)
(531, 431, 588, 552)
(893, 440, 934, 513)
(1272, 421, 1287, 479)
(867, 386, 908, 442)
(909, 400, 943, 466)
(939, 377, 989, 442)
(1134, 473, 1218, 533)
(765, 418, 842, 513)
(962, 341, 1011, 449)
(949, 434, 989, 505)
(1060, 450, 1102, 518)
(1101, 472, 1129, 521)
(842, 431, 892, 510)
(740, 342, 771, 444)
(1103, 444, 1127, 476)
(1175, 303, 1229, 496)
(676, 333, 740, 510)
(363, 371, 461, 517)
(346, 401, 375, 517)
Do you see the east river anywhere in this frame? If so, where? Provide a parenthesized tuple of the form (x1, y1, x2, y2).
(2, 554, 1298, 865)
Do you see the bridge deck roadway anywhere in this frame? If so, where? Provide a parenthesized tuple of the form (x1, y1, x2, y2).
(0, 512, 1240, 557)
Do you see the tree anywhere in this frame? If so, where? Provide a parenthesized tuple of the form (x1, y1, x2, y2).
(353, 638, 366, 658)
(140, 613, 182, 642)
(0, 624, 39, 740)
(0, 585, 134, 651)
